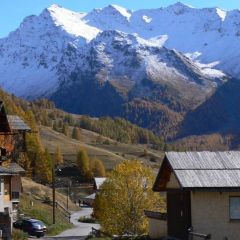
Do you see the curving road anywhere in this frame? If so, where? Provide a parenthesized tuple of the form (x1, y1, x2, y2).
(43, 207, 100, 240)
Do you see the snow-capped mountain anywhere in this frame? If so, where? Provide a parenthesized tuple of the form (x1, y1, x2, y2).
(0, 3, 239, 137)
(0, 3, 231, 99)
(84, 3, 240, 77)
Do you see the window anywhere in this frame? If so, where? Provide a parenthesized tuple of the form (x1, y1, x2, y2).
(230, 197, 240, 220)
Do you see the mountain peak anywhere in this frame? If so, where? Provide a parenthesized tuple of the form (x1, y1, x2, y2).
(166, 2, 193, 14)
(91, 4, 132, 20)
(108, 4, 131, 17)
(48, 4, 63, 11)
(169, 2, 193, 8)
(39, 5, 99, 40)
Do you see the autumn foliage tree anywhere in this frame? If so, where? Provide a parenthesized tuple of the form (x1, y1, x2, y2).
(76, 149, 92, 180)
(72, 127, 81, 140)
(24, 111, 52, 183)
(55, 145, 64, 165)
(90, 158, 106, 177)
(93, 160, 164, 235)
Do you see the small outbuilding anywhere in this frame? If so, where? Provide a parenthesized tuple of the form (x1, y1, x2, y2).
(151, 151, 240, 240)
(93, 177, 107, 191)
(83, 178, 106, 206)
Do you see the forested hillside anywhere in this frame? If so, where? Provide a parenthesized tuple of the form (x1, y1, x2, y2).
(0, 90, 171, 184)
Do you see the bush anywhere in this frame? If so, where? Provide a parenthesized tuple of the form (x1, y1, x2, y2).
(12, 229, 28, 240)
(78, 216, 97, 223)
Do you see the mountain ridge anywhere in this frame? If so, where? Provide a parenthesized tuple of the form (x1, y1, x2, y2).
(0, 3, 240, 139)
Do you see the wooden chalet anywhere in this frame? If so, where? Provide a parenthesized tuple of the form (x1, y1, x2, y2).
(0, 102, 31, 238)
(150, 152, 240, 240)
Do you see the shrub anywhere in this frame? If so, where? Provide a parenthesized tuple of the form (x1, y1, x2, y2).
(78, 216, 97, 223)
(12, 229, 28, 240)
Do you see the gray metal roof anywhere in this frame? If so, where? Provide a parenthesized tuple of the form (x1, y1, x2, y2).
(166, 151, 240, 170)
(83, 193, 96, 200)
(7, 115, 31, 131)
(94, 177, 106, 190)
(163, 152, 240, 189)
(175, 170, 240, 188)
(0, 162, 25, 175)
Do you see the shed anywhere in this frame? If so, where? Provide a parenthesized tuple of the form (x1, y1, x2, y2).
(152, 151, 240, 240)
(93, 177, 106, 191)
(82, 193, 96, 206)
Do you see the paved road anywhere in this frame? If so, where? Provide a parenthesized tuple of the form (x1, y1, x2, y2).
(43, 207, 100, 240)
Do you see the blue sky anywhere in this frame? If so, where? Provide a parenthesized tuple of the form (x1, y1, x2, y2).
(1, 0, 240, 38)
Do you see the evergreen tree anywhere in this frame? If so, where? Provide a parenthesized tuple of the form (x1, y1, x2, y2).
(91, 158, 106, 177)
(72, 127, 81, 140)
(55, 145, 64, 165)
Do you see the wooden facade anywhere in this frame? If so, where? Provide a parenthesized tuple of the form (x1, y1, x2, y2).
(0, 102, 31, 238)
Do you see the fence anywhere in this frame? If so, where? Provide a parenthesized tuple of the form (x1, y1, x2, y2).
(55, 201, 71, 222)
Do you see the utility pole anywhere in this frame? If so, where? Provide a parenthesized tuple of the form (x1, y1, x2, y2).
(52, 166, 56, 224)
(67, 180, 72, 210)
(67, 181, 69, 211)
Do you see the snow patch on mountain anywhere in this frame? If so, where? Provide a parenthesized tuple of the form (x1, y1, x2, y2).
(45, 4, 100, 41)
(216, 8, 227, 21)
(0, 2, 237, 99)
(142, 15, 152, 23)
(109, 5, 132, 20)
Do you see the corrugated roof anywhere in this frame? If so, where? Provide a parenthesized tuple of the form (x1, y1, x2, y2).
(166, 151, 240, 170)
(7, 115, 31, 131)
(0, 162, 25, 175)
(175, 170, 240, 188)
(155, 152, 240, 190)
(83, 193, 96, 200)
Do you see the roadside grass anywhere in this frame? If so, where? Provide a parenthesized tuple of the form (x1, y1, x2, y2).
(12, 229, 28, 240)
(22, 177, 79, 211)
(86, 236, 150, 240)
(19, 193, 73, 236)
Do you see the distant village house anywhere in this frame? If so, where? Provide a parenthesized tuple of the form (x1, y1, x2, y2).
(148, 152, 240, 240)
(82, 177, 106, 206)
